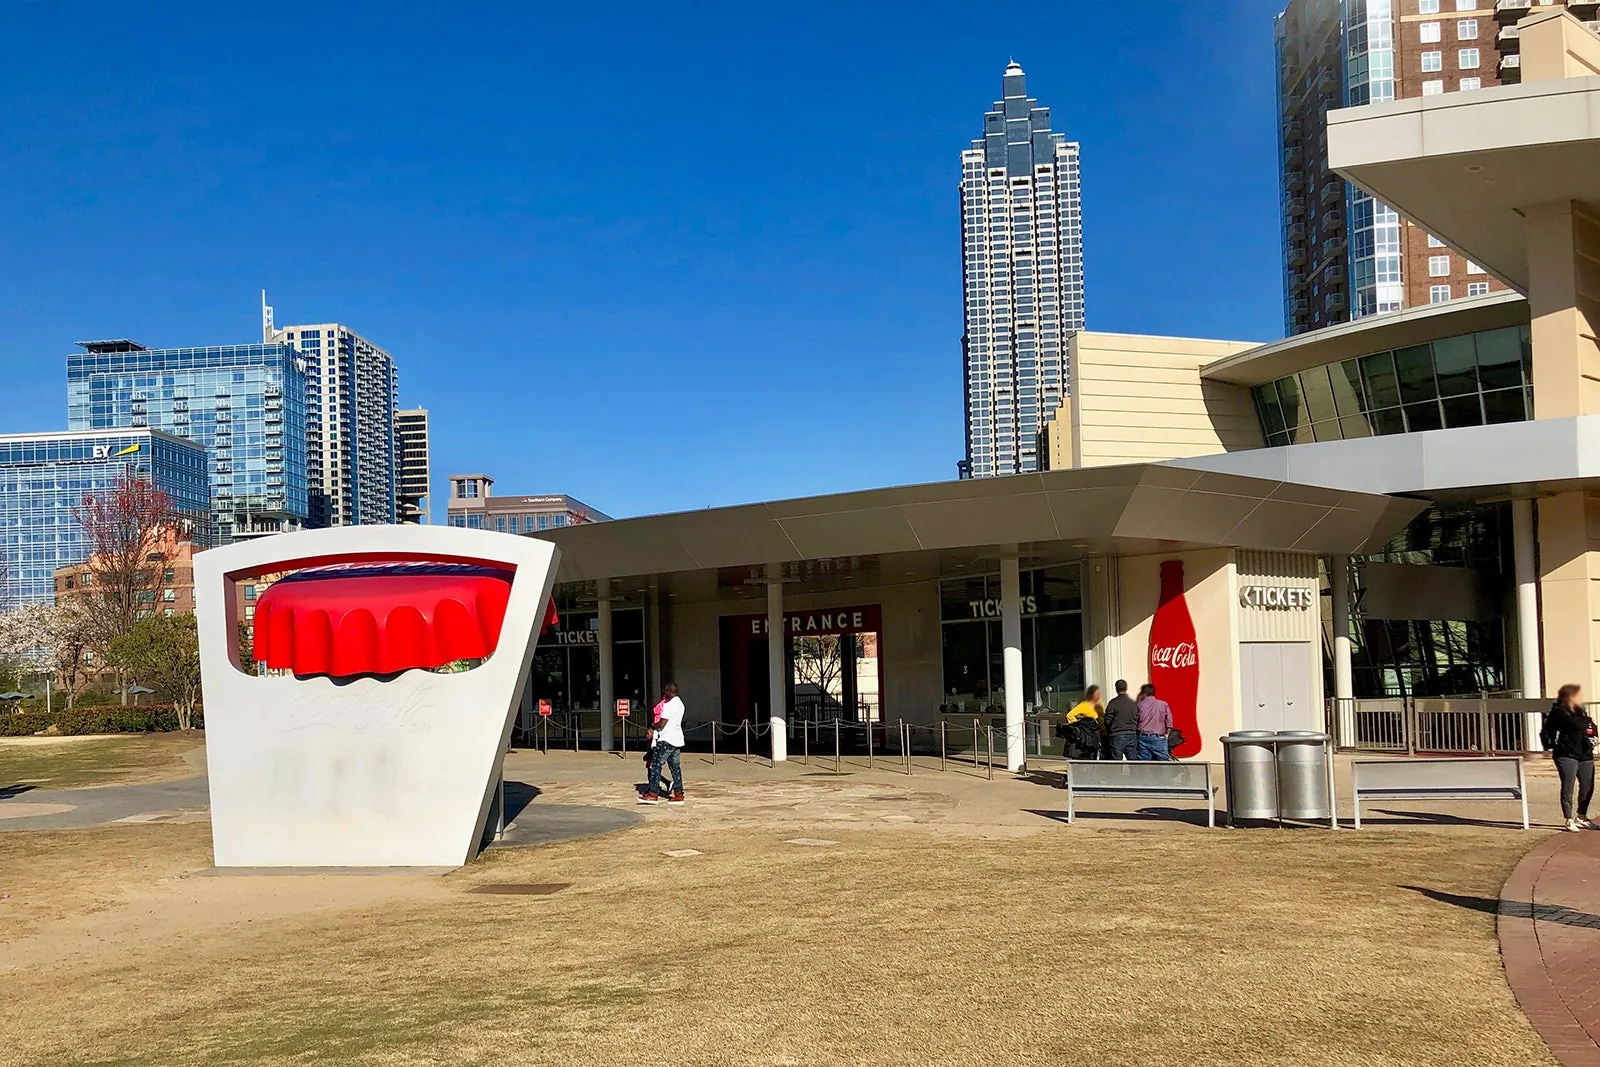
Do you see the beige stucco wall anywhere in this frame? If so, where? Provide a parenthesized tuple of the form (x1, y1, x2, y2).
(1067, 332, 1264, 468)
(1113, 549, 1241, 764)
(1519, 9, 1600, 82)
(1040, 400, 1073, 471)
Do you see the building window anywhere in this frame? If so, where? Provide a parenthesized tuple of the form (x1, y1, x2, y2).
(1457, 18, 1477, 39)
(1468, 282, 1491, 296)
(1430, 284, 1452, 303)
(1423, 79, 1445, 95)
(1429, 255, 1451, 277)
(1419, 0, 1439, 11)
(1421, 51, 1443, 73)
(1466, 261, 1485, 275)
(1427, 234, 1445, 248)
(1419, 22, 1441, 43)
(1456, 0, 1476, 8)
(162, 588, 176, 602)
(1458, 48, 1479, 69)
(244, 585, 256, 600)
(1459, 77, 1481, 91)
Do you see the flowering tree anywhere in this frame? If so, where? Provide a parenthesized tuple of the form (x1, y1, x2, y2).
(110, 613, 202, 729)
(72, 473, 180, 703)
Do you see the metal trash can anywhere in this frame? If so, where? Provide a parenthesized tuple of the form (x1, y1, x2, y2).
(1275, 730, 1332, 822)
(1222, 731, 1280, 822)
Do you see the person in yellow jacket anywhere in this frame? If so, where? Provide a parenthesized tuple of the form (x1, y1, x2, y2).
(1066, 685, 1103, 724)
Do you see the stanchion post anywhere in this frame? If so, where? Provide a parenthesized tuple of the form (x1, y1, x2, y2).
(867, 718, 874, 769)
(903, 721, 911, 774)
(571, 712, 578, 752)
(803, 720, 810, 764)
(744, 719, 751, 763)
(940, 720, 947, 772)
(834, 719, 841, 775)
(973, 718, 980, 772)
(712, 722, 718, 764)
(986, 726, 994, 781)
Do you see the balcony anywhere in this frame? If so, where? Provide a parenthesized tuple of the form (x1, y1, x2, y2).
(1285, 146, 1304, 169)
(1495, 0, 1531, 20)
(1570, 0, 1600, 16)
(1497, 24, 1520, 49)
(1286, 196, 1306, 216)
(1287, 222, 1308, 241)
(1283, 119, 1303, 144)
(1321, 211, 1343, 232)
(1324, 291, 1347, 312)
(1322, 236, 1347, 259)
(1288, 244, 1308, 267)
(1291, 297, 1310, 315)
(1320, 181, 1342, 205)
(1500, 52, 1521, 82)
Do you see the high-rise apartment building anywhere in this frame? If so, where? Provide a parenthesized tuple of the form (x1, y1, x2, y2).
(264, 295, 399, 528)
(1274, 0, 1547, 335)
(67, 341, 309, 543)
(959, 62, 1084, 479)
(396, 407, 430, 524)
(0, 428, 209, 604)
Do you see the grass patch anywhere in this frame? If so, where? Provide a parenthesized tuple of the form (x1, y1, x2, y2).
(0, 733, 200, 792)
(0, 821, 1556, 1066)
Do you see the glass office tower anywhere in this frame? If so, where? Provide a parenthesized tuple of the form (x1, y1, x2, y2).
(0, 429, 209, 604)
(959, 62, 1085, 479)
(67, 340, 309, 543)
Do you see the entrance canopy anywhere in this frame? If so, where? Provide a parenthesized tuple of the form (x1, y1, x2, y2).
(534, 463, 1421, 591)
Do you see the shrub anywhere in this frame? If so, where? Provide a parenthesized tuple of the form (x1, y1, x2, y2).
(0, 704, 202, 737)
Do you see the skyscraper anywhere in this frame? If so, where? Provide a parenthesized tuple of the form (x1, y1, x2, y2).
(67, 340, 309, 543)
(1276, 0, 1517, 335)
(0, 429, 209, 604)
(396, 407, 430, 524)
(264, 295, 399, 528)
(959, 62, 1084, 479)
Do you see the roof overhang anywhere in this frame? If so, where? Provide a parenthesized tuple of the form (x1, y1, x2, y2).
(1163, 415, 1600, 503)
(1201, 291, 1529, 386)
(1327, 75, 1600, 291)
(531, 465, 1422, 586)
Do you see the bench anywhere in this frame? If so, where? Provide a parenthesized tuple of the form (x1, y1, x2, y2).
(1350, 756, 1529, 830)
(1062, 760, 1217, 828)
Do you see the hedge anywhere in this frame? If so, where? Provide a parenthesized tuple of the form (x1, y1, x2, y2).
(0, 705, 203, 737)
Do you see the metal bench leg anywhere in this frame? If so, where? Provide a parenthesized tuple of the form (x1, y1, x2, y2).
(1352, 794, 1362, 831)
(1207, 790, 1214, 829)
(1519, 761, 1530, 830)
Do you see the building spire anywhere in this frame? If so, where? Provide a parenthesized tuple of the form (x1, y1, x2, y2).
(261, 289, 275, 343)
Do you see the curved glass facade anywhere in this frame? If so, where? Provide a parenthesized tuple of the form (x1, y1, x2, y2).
(1251, 323, 1532, 447)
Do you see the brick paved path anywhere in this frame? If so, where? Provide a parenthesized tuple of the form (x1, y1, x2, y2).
(1502, 829, 1600, 1066)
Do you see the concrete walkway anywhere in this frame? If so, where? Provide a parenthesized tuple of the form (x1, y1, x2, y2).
(1501, 828, 1600, 1066)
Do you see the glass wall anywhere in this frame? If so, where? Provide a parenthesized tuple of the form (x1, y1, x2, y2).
(1336, 502, 1512, 698)
(940, 565, 1084, 715)
(1251, 324, 1531, 447)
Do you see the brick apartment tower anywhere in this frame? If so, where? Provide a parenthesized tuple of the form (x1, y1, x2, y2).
(1271, 0, 1585, 335)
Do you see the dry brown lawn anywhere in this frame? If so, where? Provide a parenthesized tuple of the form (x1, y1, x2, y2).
(0, 733, 200, 792)
(0, 818, 1554, 1067)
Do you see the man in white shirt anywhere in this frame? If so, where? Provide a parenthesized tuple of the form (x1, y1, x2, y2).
(640, 683, 686, 805)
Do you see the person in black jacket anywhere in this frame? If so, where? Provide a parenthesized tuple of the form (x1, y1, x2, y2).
(1540, 683, 1598, 832)
(1103, 680, 1141, 761)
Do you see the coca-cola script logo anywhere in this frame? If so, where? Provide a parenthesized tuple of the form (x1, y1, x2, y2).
(1150, 642, 1198, 669)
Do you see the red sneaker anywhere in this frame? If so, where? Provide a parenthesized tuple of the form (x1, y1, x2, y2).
(637, 792, 662, 805)
(668, 793, 686, 805)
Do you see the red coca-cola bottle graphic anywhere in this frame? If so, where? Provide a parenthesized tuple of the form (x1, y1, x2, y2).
(1148, 560, 1201, 758)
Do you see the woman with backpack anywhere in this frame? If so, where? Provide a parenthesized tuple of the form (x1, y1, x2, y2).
(1540, 683, 1598, 832)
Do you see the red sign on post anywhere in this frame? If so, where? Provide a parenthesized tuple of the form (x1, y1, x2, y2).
(616, 699, 631, 718)
(537, 700, 552, 718)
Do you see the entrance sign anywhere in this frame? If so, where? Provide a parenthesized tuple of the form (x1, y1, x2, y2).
(538, 700, 553, 717)
(617, 699, 631, 717)
(746, 604, 882, 637)
(1148, 560, 1201, 759)
(193, 526, 560, 869)
(1239, 585, 1313, 611)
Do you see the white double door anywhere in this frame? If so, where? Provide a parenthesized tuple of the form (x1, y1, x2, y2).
(1241, 641, 1317, 733)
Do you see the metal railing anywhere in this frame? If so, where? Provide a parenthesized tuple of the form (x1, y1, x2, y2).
(1326, 694, 1546, 754)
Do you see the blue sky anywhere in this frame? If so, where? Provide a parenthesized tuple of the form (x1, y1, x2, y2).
(1, 1, 1288, 518)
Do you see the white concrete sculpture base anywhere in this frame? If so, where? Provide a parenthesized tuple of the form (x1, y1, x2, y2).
(193, 526, 559, 868)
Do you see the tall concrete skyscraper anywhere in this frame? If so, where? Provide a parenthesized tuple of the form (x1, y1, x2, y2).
(396, 407, 430, 524)
(959, 62, 1084, 479)
(264, 294, 399, 528)
(1275, 0, 1522, 335)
